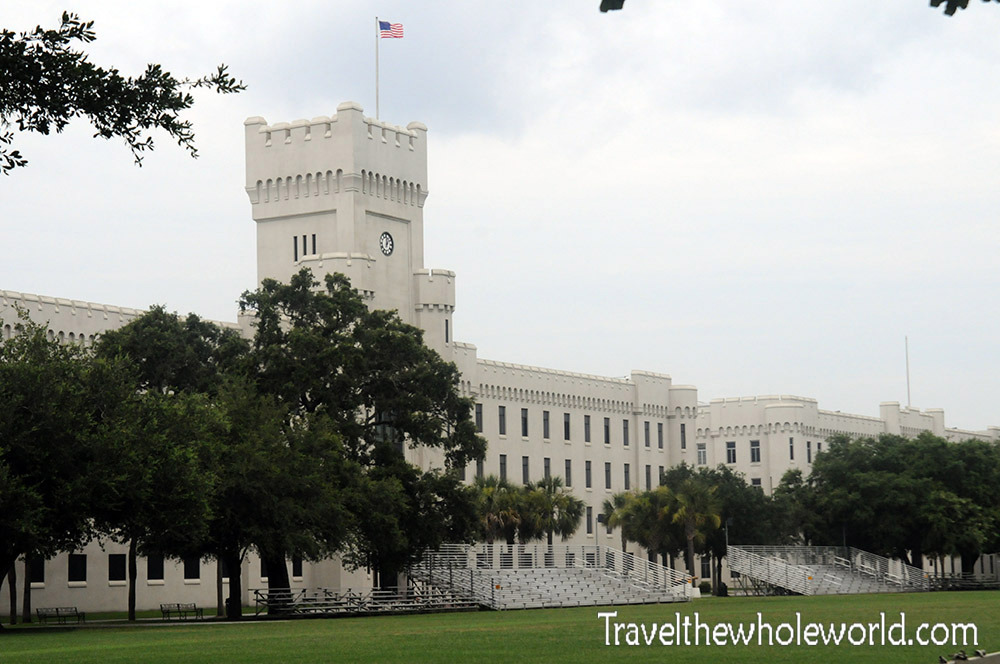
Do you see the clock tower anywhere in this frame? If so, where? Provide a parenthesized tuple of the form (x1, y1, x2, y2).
(244, 102, 456, 356)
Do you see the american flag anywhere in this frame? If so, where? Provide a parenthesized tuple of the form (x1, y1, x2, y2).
(379, 21, 403, 38)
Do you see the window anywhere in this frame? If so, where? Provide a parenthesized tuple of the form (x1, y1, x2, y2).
(476, 458, 484, 479)
(622, 420, 629, 447)
(807, 441, 812, 463)
(458, 463, 466, 481)
(147, 554, 164, 581)
(726, 441, 736, 464)
(585, 460, 592, 488)
(789, 437, 794, 460)
(584, 415, 591, 442)
(311, 233, 316, 255)
(658, 466, 664, 484)
(292, 556, 303, 578)
(564, 413, 571, 440)
(499, 454, 507, 481)
(260, 558, 269, 580)
(624, 463, 630, 490)
(697, 443, 707, 466)
(108, 554, 126, 582)
(604, 462, 612, 489)
(445, 319, 450, 343)
(498, 406, 506, 436)
(183, 555, 200, 581)
(565, 459, 572, 487)
(68, 554, 87, 583)
(28, 557, 44, 585)
(658, 422, 664, 449)
(680, 423, 687, 450)
(302, 234, 307, 257)
(750, 440, 761, 464)
(543, 457, 551, 479)
(644, 421, 650, 448)
(603, 417, 610, 444)
(542, 410, 550, 439)
(521, 408, 529, 437)
(751, 478, 762, 490)
(586, 506, 593, 535)
(645, 464, 651, 490)
(701, 556, 711, 580)
(293, 236, 298, 261)
(817, 442, 822, 454)
(522, 456, 530, 484)
(475, 404, 483, 432)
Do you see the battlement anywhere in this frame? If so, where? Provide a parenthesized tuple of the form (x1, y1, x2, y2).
(245, 102, 428, 216)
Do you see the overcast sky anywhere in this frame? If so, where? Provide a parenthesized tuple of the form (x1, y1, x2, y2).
(3, 2, 998, 431)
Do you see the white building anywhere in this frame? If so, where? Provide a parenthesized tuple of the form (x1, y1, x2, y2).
(2, 102, 997, 615)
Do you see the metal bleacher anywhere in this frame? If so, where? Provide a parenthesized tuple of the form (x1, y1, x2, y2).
(409, 543, 694, 610)
(728, 545, 930, 596)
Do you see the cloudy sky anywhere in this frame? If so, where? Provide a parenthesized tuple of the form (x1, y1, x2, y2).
(3, 2, 998, 431)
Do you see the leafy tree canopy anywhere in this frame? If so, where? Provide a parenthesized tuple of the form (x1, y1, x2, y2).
(0, 11, 245, 174)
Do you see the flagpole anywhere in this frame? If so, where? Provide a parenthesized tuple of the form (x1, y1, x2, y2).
(375, 16, 380, 120)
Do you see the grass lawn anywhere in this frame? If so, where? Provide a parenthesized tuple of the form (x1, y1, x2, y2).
(1, 591, 996, 663)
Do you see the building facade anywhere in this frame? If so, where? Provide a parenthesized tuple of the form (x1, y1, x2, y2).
(2, 102, 997, 615)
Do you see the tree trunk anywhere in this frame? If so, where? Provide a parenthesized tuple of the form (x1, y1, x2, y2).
(127, 540, 138, 621)
(686, 536, 696, 586)
(21, 563, 31, 623)
(216, 560, 224, 617)
(7, 565, 16, 625)
(961, 551, 978, 576)
(262, 551, 291, 615)
(224, 550, 243, 620)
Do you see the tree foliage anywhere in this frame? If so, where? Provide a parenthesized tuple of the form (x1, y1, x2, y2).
(931, 0, 1000, 15)
(0, 12, 245, 174)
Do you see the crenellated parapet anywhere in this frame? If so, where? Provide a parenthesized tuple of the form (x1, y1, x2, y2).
(413, 268, 455, 312)
(244, 102, 428, 220)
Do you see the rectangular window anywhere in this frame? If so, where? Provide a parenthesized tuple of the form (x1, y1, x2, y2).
(499, 454, 507, 481)
(658, 422, 664, 449)
(658, 466, 664, 484)
(521, 408, 529, 437)
(475, 403, 483, 432)
(604, 462, 611, 489)
(28, 557, 44, 585)
(292, 556, 303, 578)
(458, 463, 466, 481)
(445, 319, 450, 343)
(680, 423, 687, 450)
(644, 421, 650, 448)
(701, 556, 711, 580)
(564, 413, 571, 440)
(522, 456, 530, 485)
(817, 442, 822, 454)
(584, 415, 591, 443)
(697, 443, 707, 466)
(293, 236, 298, 261)
(543, 457, 551, 479)
(751, 478, 762, 490)
(183, 555, 200, 581)
(108, 554, 126, 582)
(498, 406, 506, 436)
(565, 459, 572, 487)
(603, 417, 610, 445)
(586, 506, 593, 535)
(476, 458, 484, 479)
(750, 440, 761, 463)
(147, 554, 164, 581)
(789, 437, 794, 460)
(302, 234, 307, 257)
(645, 464, 651, 490)
(585, 460, 592, 488)
(622, 420, 629, 447)
(807, 441, 812, 463)
(542, 410, 550, 439)
(219, 557, 230, 580)
(311, 233, 316, 255)
(624, 463, 630, 490)
(726, 441, 736, 464)
(68, 554, 87, 583)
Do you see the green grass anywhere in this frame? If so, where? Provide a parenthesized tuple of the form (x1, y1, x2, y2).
(1, 592, 997, 663)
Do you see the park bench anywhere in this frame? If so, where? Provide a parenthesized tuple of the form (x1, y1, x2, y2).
(160, 602, 204, 620)
(36, 606, 85, 624)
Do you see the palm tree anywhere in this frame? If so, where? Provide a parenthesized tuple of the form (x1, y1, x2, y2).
(473, 475, 520, 544)
(602, 492, 634, 552)
(530, 476, 585, 546)
(671, 477, 721, 585)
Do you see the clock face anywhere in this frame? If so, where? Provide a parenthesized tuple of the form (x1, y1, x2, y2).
(379, 232, 394, 256)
